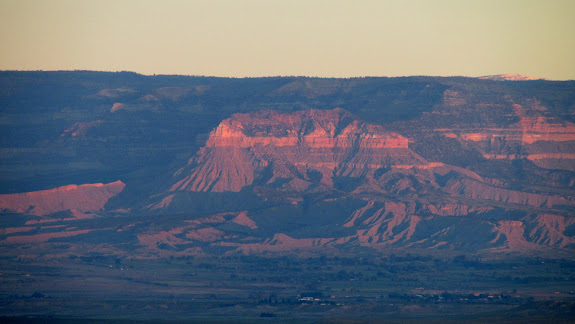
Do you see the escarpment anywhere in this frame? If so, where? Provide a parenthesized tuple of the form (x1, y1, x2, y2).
(170, 108, 422, 193)
(434, 97, 575, 171)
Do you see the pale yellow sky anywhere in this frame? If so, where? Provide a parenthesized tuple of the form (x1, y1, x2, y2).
(1, 0, 574, 79)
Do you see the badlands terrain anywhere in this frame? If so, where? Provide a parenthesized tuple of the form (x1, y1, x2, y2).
(0, 71, 574, 321)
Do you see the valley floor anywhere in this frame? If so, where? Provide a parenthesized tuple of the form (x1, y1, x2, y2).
(1, 255, 574, 322)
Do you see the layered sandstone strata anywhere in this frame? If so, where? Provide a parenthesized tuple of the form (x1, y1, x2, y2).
(171, 108, 421, 192)
(435, 99, 575, 170)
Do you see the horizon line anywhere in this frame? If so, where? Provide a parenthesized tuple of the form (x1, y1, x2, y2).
(0, 69, 567, 81)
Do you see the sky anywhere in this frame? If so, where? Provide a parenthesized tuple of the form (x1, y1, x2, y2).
(1, 0, 574, 79)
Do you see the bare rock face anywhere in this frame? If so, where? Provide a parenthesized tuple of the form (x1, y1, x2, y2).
(147, 107, 575, 254)
(435, 97, 575, 171)
(170, 108, 422, 192)
(0, 181, 125, 216)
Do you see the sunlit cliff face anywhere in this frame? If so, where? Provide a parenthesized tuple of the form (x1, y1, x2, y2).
(0, 181, 125, 216)
(205, 108, 408, 149)
(170, 108, 419, 192)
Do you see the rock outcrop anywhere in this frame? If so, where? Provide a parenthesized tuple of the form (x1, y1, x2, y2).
(0, 181, 125, 216)
(170, 108, 422, 192)
(435, 98, 575, 171)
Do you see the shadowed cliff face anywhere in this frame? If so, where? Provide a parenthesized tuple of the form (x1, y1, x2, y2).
(169, 108, 422, 192)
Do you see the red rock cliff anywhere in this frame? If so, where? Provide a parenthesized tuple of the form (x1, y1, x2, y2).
(170, 109, 421, 192)
(0, 181, 125, 216)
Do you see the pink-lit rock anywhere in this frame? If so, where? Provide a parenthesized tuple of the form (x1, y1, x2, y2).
(0, 181, 125, 216)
